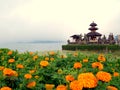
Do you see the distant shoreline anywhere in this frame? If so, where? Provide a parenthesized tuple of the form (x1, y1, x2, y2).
(0, 42, 66, 52)
(17, 40, 65, 44)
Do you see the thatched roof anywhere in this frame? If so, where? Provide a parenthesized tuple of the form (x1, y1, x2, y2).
(89, 27, 98, 30)
(90, 21, 97, 26)
(70, 35, 80, 39)
(87, 32, 102, 36)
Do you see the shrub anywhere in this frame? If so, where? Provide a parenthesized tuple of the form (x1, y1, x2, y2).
(62, 44, 120, 51)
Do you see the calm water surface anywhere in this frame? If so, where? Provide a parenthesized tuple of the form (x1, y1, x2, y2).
(0, 42, 67, 52)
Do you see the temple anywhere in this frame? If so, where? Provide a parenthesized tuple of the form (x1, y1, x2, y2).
(87, 21, 102, 44)
(67, 21, 117, 45)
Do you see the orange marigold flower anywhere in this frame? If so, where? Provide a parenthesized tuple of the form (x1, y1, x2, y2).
(49, 51, 55, 56)
(83, 58, 88, 63)
(98, 54, 106, 62)
(7, 51, 12, 55)
(8, 59, 15, 63)
(29, 52, 33, 55)
(33, 55, 38, 60)
(107, 86, 118, 90)
(45, 84, 55, 90)
(92, 62, 103, 70)
(45, 57, 49, 61)
(96, 71, 111, 82)
(0, 86, 12, 90)
(24, 74, 32, 79)
(0, 66, 5, 71)
(16, 64, 24, 69)
(74, 62, 82, 69)
(3, 68, 18, 76)
(56, 85, 67, 90)
(29, 70, 35, 74)
(40, 60, 49, 67)
(50, 57, 54, 61)
(27, 81, 36, 88)
(113, 72, 119, 77)
(3, 68, 13, 76)
(65, 75, 74, 82)
(73, 52, 78, 57)
(70, 80, 83, 90)
(12, 71, 18, 77)
(98, 64, 104, 70)
(60, 55, 67, 58)
(78, 73, 98, 88)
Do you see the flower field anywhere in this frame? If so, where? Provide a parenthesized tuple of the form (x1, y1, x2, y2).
(0, 48, 120, 90)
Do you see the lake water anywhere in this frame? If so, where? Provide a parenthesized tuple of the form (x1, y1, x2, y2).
(0, 42, 67, 52)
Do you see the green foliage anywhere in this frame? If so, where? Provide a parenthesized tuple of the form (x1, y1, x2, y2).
(0, 48, 120, 90)
(62, 44, 120, 51)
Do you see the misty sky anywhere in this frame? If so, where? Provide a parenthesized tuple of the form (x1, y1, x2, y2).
(0, 0, 120, 43)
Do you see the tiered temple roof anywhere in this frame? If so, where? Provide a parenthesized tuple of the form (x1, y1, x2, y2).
(87, 21, 102, 37)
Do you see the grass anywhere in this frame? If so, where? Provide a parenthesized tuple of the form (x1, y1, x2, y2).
(62, 50, 120, 56)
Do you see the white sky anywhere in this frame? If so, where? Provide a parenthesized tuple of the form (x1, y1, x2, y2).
(0, 0, 120, 43)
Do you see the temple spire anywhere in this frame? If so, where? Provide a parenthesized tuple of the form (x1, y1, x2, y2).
(87, 21, 102, 40)
(89, 21, 98, 31)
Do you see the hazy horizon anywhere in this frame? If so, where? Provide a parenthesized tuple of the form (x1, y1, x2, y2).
(0, 0, 120, 43)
